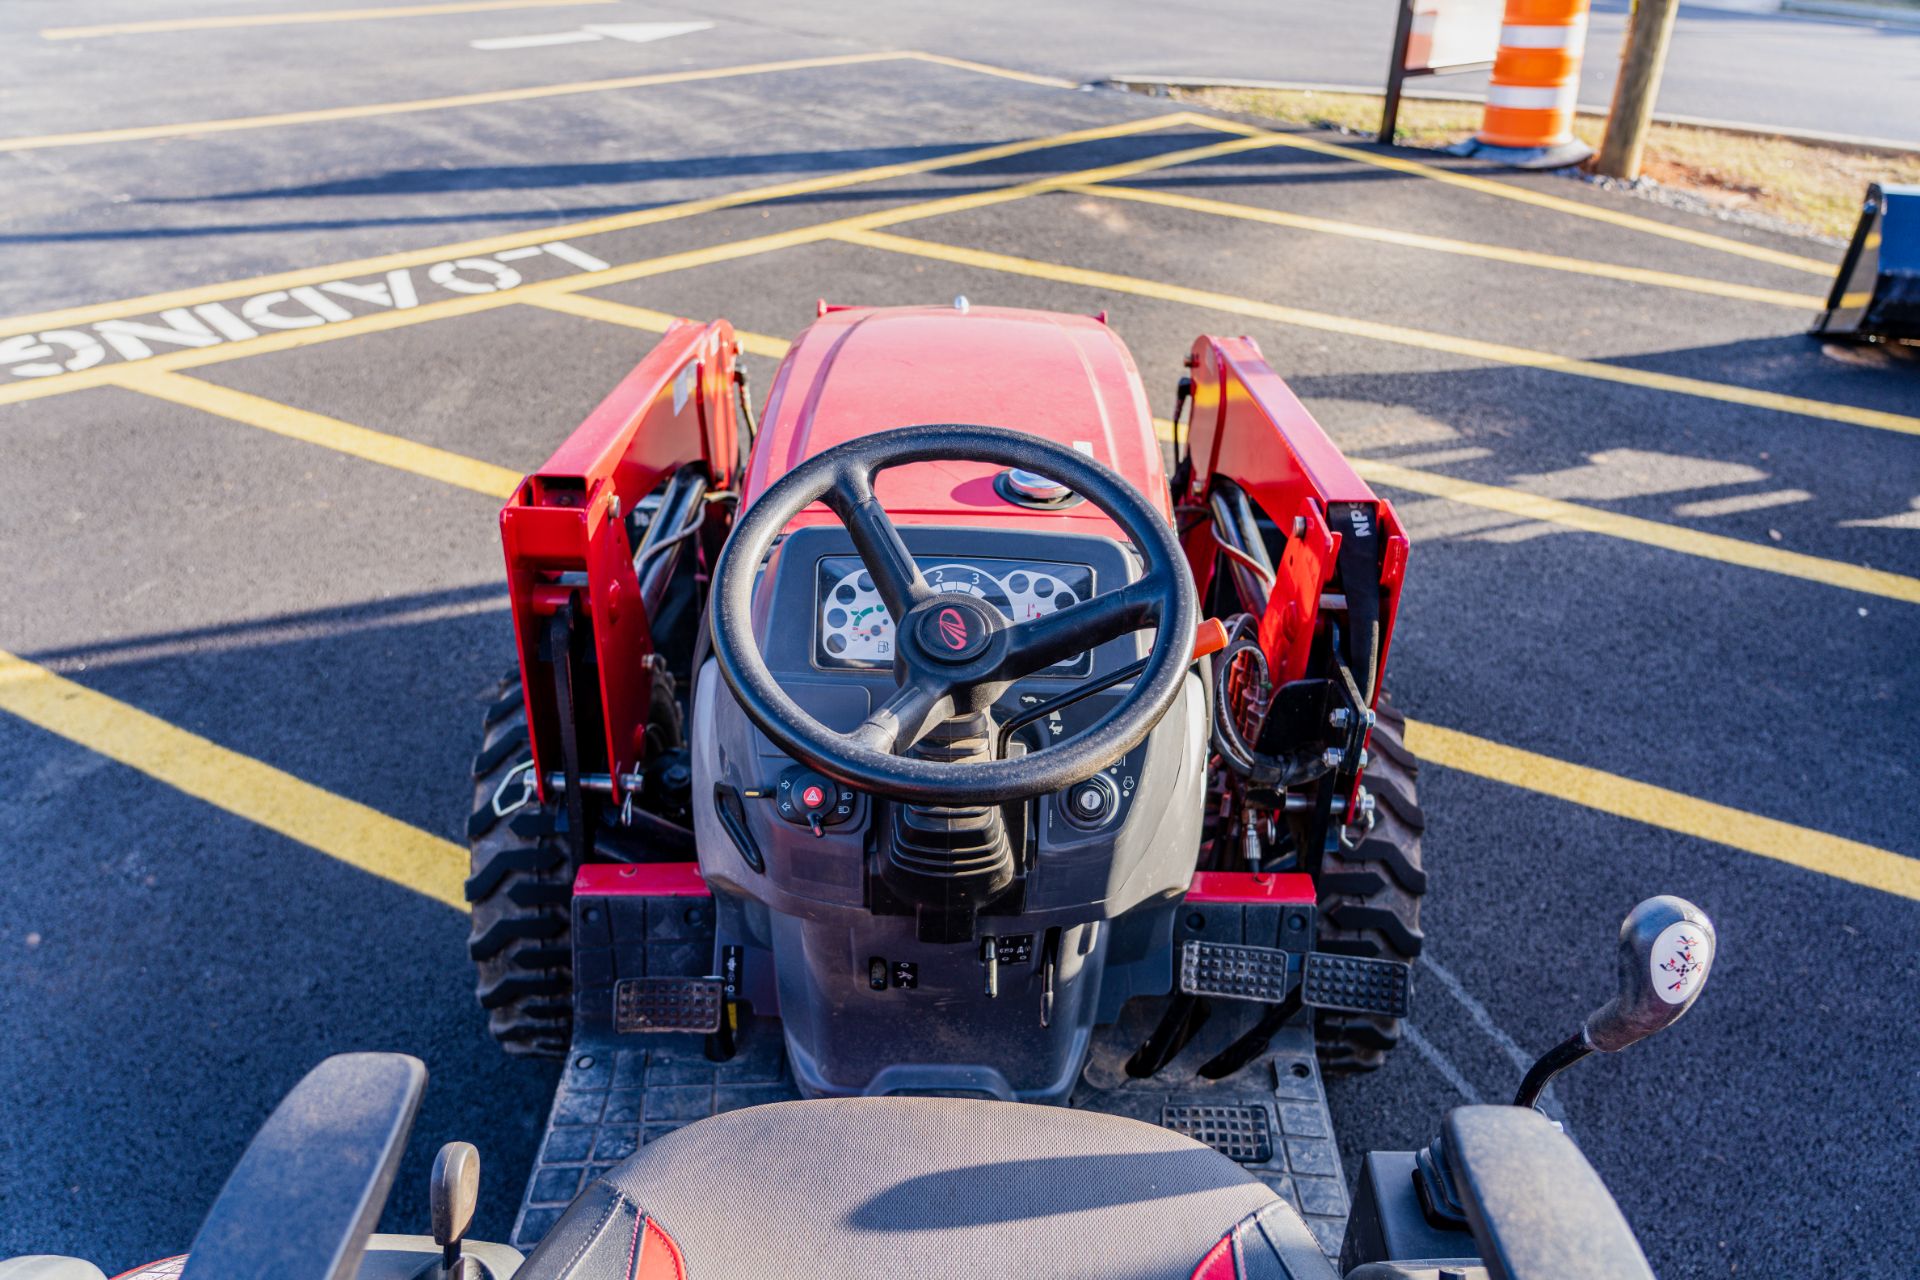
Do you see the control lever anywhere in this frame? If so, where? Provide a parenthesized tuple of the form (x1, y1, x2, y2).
(424, 1142, 480, 1279)
(1415, 896, 1716, 1230)
(1514, 895, 1716, 1109)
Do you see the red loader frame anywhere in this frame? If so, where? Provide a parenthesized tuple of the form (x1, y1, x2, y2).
(500, 320, 740, 812)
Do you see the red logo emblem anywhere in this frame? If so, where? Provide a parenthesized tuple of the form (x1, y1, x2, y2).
(936, 607, 970, 650)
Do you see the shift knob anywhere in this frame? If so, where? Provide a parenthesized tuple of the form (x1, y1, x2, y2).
(430, 1142, 480, 1257)
(1583, 895, 1715, 1053)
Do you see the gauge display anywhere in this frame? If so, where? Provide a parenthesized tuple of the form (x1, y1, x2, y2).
(815, 556, 1097, 674)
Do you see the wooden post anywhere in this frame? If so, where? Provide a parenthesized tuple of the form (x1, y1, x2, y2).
(1594, 0, 1681, 179)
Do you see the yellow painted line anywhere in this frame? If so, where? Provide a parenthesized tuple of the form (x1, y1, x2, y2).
(0, 124, 1265, 411)
(0, 50, 910, 154)
(839, 229, 1920, 439)
(1193, 116, 1836, 278)
(1071, 183, 1827, 311)
(900, 51, 1080, 90)
(120, 369, 523, 498)
(43, 0, 612, 39)
(1405, 718, 1919, 902)
(524, 293, 793, 359)
(0, 650, 468, 910)
(1351, 457, 1920, 605)
(1147, 416, 1915, 605)
(0, 112, 1203, 337)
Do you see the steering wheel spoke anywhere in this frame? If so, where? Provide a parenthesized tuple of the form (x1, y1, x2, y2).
(828, 472, 932, 621)
(850, 672, 958, 755)
(1001, 577, 1162, 681)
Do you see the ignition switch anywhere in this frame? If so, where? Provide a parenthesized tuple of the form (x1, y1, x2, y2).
(1062, 773, 1120, 829)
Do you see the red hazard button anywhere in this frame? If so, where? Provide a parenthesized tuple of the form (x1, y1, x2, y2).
(801, 784, 826, 808)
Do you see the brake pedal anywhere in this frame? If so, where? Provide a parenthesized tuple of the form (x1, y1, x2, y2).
(1300, 952, 1412, 1017)
(1180, 941, 1295, 1004)
(614, 976, 725, 1034)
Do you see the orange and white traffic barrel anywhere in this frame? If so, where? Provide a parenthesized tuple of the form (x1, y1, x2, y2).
(1455, 0, 1594, 168)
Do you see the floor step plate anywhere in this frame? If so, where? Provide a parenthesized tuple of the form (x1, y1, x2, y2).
(1077, 1014, 1348, 1258)
(511, 1020, 798, 1249)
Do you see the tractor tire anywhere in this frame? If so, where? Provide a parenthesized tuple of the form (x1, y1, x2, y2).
(1314, 696, 1427, 1077)
(466, 664, 681, 1058)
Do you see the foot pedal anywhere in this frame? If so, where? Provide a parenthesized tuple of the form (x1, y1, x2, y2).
(1162, 1103, 1274, 1163)
(1180, 941, 1296, 1003)
(1301, 952, 1412, 1017)
(614, 977, 724, 1033)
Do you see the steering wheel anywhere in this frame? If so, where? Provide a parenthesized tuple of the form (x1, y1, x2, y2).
(709, 424, 1198, 806)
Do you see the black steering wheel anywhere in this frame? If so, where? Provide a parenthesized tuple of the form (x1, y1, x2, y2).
(709, 425, 1198, 805)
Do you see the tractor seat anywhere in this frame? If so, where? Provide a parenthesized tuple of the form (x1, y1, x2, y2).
(513, 1096, 1326, 1280)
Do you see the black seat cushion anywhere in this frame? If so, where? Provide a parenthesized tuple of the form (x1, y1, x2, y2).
(516, 1097, 1290, 1280)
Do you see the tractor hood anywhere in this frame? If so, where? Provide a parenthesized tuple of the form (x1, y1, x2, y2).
(745, 304, 1168, 535)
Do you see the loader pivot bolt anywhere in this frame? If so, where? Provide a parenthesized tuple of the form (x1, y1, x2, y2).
(1322, 748, 1346, 771)
(1329, 707, 1352, 730)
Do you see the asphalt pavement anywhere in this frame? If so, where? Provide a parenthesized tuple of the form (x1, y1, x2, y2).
(2, 5, 1916, 1278)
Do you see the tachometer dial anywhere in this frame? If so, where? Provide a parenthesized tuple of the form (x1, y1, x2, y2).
(925, 562, 1011, 613)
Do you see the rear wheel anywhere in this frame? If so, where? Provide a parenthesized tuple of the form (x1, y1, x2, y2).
(466, 665, 682, 1057)
(1314, 696, 1427, 1077)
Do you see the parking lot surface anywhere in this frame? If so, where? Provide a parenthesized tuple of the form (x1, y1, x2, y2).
(3, 6, 1916, 1277)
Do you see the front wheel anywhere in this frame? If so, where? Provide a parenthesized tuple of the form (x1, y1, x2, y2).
(1314, 696, 1427, 1076)
(465, 665, 682, 1057)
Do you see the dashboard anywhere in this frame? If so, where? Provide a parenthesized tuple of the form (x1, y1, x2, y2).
(814, 555, 1096, 674)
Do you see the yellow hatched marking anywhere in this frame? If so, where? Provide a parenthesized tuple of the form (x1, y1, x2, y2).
(1406, 719, 1920, 902)
(0, 127, 1275, 409)
(1352, 458, 1920, 605)
(1072, 183, 1826, 310)
(1192, 117, 1836, 277)
(120, 370, 523, 498)
(1145, 417, 1918, 606)
(522, 293, 794, 358)
(0, 650, 469, 911)
(839, 229, 1920, 438)
(0, 112, 1209, 336)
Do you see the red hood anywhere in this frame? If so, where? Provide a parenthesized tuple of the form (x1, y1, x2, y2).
(746, 304, 1168, 536)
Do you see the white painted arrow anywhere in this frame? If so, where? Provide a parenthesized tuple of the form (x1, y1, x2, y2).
(472, 21, 712, 51)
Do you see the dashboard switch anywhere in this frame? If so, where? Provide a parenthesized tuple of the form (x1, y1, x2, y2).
(777, 766, 855, 836)
(1062, 774, 1120, 830)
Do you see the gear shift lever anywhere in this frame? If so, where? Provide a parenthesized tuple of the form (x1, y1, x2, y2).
(1415, 895, 1717, 1229)
(1514, 895, 1715, 1109)
(428, 1142, 480, 1279)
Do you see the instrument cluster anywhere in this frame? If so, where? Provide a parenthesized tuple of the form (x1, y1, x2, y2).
(814, 555, 1096, 674)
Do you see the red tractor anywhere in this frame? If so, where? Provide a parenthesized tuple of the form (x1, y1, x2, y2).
(460, 300, 1437, 1254)
(9, 303, 1717, 1280)
(469, 302, 1423, 1091)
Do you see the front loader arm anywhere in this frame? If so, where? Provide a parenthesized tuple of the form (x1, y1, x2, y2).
(1178, 335, 1409, 818)
(500, 319, 741, 816)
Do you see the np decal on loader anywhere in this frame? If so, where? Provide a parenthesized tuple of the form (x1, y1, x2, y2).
(19, 303, 1719, 1280)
